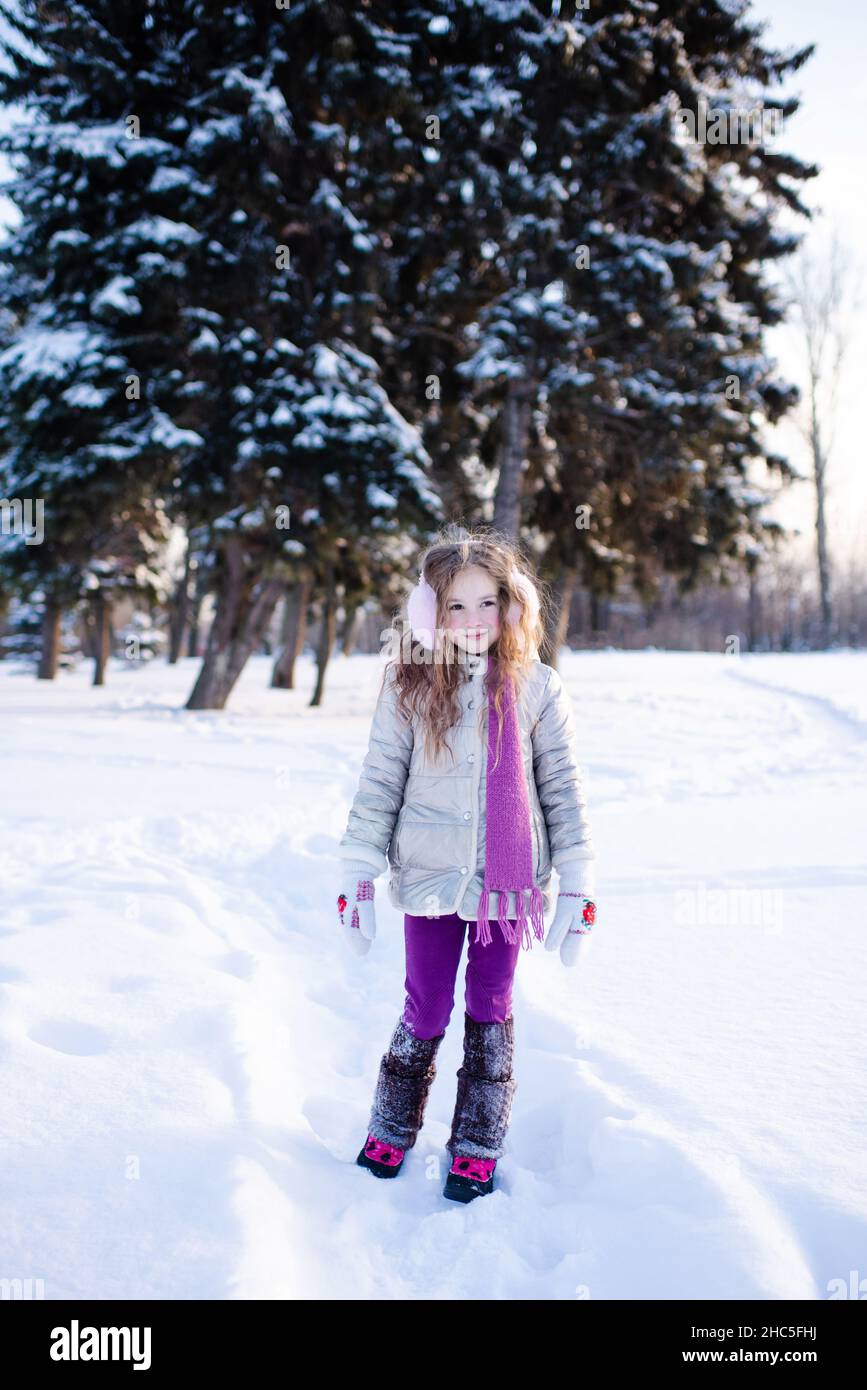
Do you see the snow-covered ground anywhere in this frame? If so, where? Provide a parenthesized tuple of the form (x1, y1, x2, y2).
(2, 648, 866, 1300)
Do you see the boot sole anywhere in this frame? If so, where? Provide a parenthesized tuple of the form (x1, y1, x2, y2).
(357, 1147, 404, 1178)
(443, 1172, 494, 1202)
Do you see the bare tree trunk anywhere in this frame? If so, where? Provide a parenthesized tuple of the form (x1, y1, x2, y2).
(271, 579, 311, 689)
(341, 599, 361, 656)
(169, 543, 194, 665)
(811, 418, 833, 646)
(747, 566, 761, 653)
(785, 234, 856, 650)
(187, 589, 203, 658)
(577, 586, 596, 641)
(590, 591, 608, 634)
(186, 535, 284, 710)
(492, 376, 533, 538)
(38, 599, 62, 680)
(310, 566, 338, 707)
(93, 592, 111, 686)
(540, 566, 578, 670)
(0, 592, 10, 659)
(187, 542, 213, 658)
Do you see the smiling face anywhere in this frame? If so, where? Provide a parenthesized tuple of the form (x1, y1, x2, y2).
(443, 564, 501, 658)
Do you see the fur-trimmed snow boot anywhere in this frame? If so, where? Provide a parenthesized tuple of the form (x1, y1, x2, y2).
(357, 1016, 446, 1178)
(444, 1012, 517, 1202)
(356, 1133, 406, 1178)
(444, 1153, 497, 1202)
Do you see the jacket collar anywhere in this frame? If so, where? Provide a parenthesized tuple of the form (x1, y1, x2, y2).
(461, 659, 490, 683)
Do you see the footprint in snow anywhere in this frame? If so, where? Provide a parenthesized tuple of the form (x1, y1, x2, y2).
(212, 949, 257, 980)
(28, 1018, 111, 1056)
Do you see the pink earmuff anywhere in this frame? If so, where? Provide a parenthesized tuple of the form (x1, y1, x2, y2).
(406, 575, 439, 650)
(407, 569, 539, 649)
(507, 571, 540, 628)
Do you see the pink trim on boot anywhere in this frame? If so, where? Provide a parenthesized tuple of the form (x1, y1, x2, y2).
(449, 1154, 496, 1182)
(364, 1133, 405, 1166)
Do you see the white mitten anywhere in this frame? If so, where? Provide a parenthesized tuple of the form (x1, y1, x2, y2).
(543, 859, 597, 968)
(336, 859, 378, 956)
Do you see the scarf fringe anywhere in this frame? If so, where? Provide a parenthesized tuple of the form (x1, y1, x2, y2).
(515, 887, 529, 946)
(497, 889, 519, 945)
(474, 887, 493, 946)
(529, 884, 545, 942)
(473, 885, 546, 950)
(515, 885, 546, 950)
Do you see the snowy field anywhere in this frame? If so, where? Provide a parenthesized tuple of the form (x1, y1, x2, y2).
(2, 647, 866, 1300)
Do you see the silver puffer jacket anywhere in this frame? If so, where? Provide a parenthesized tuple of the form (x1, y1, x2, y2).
(337, 658, 595, 921)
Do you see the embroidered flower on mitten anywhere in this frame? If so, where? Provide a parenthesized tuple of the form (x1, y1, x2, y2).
(560, 891, 597, 934)
(336, 867, 377, 954)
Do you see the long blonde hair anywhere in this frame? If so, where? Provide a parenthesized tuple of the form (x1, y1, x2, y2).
(385, 524, 548, 766)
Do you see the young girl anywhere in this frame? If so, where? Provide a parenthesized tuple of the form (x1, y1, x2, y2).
(336, 526, 597, 1202)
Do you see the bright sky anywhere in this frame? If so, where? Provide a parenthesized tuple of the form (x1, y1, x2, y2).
(0, 3, 862, 570)
(747, 0, 867, 566)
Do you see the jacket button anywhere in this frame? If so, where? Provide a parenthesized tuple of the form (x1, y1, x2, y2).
(467, 753, 475, 763)
(460, 866, 469, 874)
(467, 700, 474, 709)
(463, 811, 471, 820)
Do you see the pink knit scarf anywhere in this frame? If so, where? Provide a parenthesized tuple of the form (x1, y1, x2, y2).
(475, 657, 546, 950)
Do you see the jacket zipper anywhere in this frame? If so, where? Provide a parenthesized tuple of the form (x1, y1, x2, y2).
(454, 679, 486, 917)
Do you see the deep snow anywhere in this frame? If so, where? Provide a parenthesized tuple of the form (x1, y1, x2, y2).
(1, 648, 866, 1299)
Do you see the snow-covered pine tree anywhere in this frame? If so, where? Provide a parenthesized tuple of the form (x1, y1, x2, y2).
(350, 0, 815, 634)
(79, 497, 173, 684)
(519, 0, 816, 624)
(526, 0, 818, 611)
(0, 0, 820, 694)
(0, 1, 203, 680)
(114, 1, 446, 709)
(0, 1, 441, 704)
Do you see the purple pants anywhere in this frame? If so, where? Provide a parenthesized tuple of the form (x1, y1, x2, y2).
(401, 912, 522, 1040)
